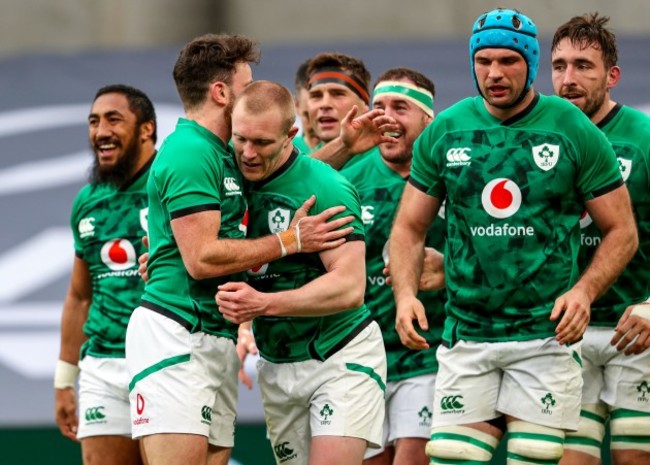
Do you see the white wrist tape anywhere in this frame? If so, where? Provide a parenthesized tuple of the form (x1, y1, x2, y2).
(631, 304, 650, 321)
(275, 233, 287, 257)
(54, 360, 79, 389)
(295, 219, 303, 253)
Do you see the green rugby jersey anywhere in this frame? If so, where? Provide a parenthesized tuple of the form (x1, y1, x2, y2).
(246, 150, 371, 363)
(310, 141, 378, 169)
(578, 104, 650, 325)
(410, 94, 622, 344)
(142, 118, 247, 339)
(342, 151, 446, 381)
(71, 159, 153, 358)
(292, 133, 312, 155)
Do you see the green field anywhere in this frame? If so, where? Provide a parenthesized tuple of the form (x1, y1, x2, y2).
(0, 424, 612, 465)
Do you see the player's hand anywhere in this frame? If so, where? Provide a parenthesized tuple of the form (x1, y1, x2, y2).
(290, 195, 316, 226)
(395, 296, 430, 350)
(611, 303, 650, 355)
(236, 326, 258, 389)
(418, 247, 445, 291)
(340, 106, 399, 155)
(383, 247, 445, 291)
(138, 236, 150, 283)
(294, 201, 354, 254)
(55, 387, 79, 442)
(216, 282, 268, 324)
(550, 287, 591, 345)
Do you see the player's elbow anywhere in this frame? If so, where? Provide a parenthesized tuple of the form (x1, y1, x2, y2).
(626, 224, 639, 258)
(342, 283, 365, 309)
(185, 262, 207, 280)
(184, 259, 222, 280)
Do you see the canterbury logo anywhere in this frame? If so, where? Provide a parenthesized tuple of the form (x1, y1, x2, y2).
(446, 148, 471, 165)
(224, 177, 241, 192)
(85, 406, 106, 421)
(201, 405, 212, 422)
(440, 395, 464, 410)
(274, 442, 295, 460)
(78, 217, 95, 238)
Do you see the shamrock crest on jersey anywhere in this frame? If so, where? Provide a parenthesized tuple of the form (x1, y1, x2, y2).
(532, 143, 560, 171)
(268, 208, 290, 233)
(618, 157, 632, 182)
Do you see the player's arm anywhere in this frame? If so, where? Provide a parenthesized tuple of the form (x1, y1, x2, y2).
(216, 240, 366, 322)
(551, 184, 638, 344)
(310, 106, 398, 169)
(389, 184, 441, 350)
(236, 322, 258, 389)
(55, 256, 92, 441)
(172, 197, 354, 279)
(385, 246, 446, 291)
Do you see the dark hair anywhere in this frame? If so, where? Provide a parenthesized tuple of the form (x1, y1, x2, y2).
(374, 67, 435, 97)
(94, 84, 158, 143)
(552, 13, 618, 69)
(294, 58, 311, 94)
(172, 33, 260, 110)
(306, 52, 371, 93)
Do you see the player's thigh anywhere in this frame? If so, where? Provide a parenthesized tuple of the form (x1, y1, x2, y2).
(499, 337, 583, 430)
(393, 437, 428, 465)
(142, 433, 208, 465)
(77, 356, 132, 439)
(258, 357, 317, 465)
(81, 435, 143, 465)
(433, 341, 500, 427)
(127, 308, 238, 444)
(310, 435, 367, 465)
(387, 374, 436, 443)
(362, 448, 393, 465)
(600, 332, 650, 413)
(310, 322, 386, 449)
(207, 444, 232, 465)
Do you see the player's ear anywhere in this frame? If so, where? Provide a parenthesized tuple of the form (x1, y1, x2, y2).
(140, 121, 155, 142)
(607, 66, 621, 90)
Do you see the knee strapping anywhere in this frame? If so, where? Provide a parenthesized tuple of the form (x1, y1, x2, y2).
(507, 420, 565, 464)
(426, 425, 499, 463)
(563, 403, 607, 459)
(610, 408, 650, 453)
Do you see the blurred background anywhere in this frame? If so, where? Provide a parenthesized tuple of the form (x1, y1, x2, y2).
(0, 1, 648, 463)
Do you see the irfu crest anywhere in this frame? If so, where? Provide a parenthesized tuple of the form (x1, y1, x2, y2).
(618, 157, 632, 182)
(532, 143, 560, 171)
(268, 208, 290, 233)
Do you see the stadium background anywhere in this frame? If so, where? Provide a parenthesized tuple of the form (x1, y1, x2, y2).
(0, 1, 648, 463)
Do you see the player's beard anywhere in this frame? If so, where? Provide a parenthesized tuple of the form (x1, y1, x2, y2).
(580, 85, 607, 119)
(90, 127, 141, 187)
(380, 137, 413, 166)
(380, 147, 411, 166)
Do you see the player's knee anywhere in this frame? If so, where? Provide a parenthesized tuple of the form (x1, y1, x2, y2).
(564, 404, 607, 459)
(507, 420, 565, 464)
(426, 425, 498, 463)
(610, 408, 650, 453)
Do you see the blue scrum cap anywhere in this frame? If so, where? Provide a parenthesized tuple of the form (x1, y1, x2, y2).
(469, 8, 539, 93)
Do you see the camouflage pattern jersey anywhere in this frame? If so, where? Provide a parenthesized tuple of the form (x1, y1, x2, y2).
(409, 93, 622, 345)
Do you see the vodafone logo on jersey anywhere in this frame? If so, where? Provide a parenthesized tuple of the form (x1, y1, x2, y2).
(100, 239, 137, 271)
(247, 263, 269, 277)
(239, 210, 249, 235)
(579, 210, 593, 229)
(481, 178, 522, 219)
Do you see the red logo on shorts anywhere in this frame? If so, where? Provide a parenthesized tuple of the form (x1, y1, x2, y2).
(136, 393, 145, 415)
